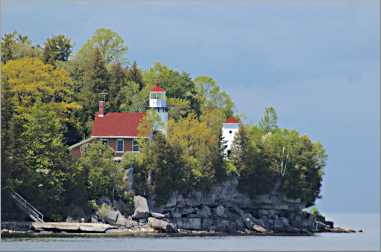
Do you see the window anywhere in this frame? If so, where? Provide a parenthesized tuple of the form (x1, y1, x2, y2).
(151, 93, 162, 99)
(101, 138, 109, 145)
(116, 139, 124, 152)
(132, 139, 139, 152)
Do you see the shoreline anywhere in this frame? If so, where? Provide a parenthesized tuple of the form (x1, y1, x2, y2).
(1, 230, 315, 239)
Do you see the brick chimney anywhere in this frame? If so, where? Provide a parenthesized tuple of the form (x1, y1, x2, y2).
(98, 101, 104, 117)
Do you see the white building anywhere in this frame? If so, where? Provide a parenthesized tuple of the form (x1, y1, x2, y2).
(222, 116, 240, 157)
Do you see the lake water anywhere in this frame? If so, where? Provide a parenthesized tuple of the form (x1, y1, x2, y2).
(1, 213, 379, 251)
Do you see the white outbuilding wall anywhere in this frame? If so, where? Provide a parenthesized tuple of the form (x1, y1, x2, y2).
(222, 122, 240, 157)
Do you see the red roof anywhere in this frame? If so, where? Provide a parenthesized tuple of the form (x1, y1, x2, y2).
(224, 116, 240, 123)
(91, 112, 146, 137)
(151, 85, 166, 92)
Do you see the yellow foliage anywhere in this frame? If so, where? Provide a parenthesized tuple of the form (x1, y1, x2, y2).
(2, 57, 80, 125)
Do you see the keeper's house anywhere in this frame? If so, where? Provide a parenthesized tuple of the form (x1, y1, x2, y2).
(69, 85, 168, 161)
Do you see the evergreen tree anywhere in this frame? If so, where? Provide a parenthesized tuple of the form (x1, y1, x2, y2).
(109, 63, 127, 111)
(79, 48, 110, 133)
(148, 133, 186, 204)
(127, 61, 144, 90)
(43, 35, 72, 65)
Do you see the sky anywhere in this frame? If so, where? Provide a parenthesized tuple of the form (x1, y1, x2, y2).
(1, 0, 379, 213)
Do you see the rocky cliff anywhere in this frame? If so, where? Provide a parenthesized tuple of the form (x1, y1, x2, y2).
(146, 177, 317, 233)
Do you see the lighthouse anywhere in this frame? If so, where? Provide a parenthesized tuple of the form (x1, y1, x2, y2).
(149, 85, 168, 133)
(222, 116, 240, 158)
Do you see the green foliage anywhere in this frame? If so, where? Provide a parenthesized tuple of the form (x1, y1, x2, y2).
(258, 107, 278, 133)
(231, 125, 277, 195)
(75, 48, 111, 134)
(127, 61, 144, 90)
(145, 133, 187, 204)
(43, 35, 72, 65)
(194, 75, 234, 117)
(167, 97, 192, 121)
(310, 206, 320, 217)
(1, 32, 42, 63)
(1, 57, 80, 124)
(14, 104, 72, 219)
(75, 142, 125, 201)
(96, 203, 113, 222)
(76, 28, 127, 65)
(143, 63, 200, 118)
(122, 192, 135, 216)
(119, 81, 148, 112)
(1, 30, 327, 218)
(231, 125, 326, 206)
(108, 63, 128, 111)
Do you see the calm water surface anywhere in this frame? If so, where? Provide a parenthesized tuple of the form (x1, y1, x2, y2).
(1, 213, 379, 251)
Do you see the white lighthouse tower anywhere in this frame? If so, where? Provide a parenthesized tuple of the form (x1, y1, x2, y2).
(149, 85, 168, 133)
(222, 116, 240, 158)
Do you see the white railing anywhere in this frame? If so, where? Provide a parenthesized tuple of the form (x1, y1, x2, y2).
(10, 190, 44, 222)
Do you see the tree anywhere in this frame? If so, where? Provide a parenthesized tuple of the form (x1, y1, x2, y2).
(194, 75, 234, 117)
(76, 28, 127, 65)
(119, 81, 148, 112)
(127, 61, 144, 90)
(167, 114, 223, 189)
(109, 63, 128, 111)
(1, 57, 80, 135)
(231, 125, 279, 196)
(234, 126, 327, 206)
(77, 48, 110, 134)
(16, 104, 73, 220)
(75, 142, 125, 202)
(1, 77, 18, 189)
(167, 98, 192, 121)
(144, 133, 186, 204)
(143, 63, 200, 117)
(1, 32, 42, 63)
(43, 35, 72, 65)
(258, 107, 278, 133)
(1, 58, 82, 219)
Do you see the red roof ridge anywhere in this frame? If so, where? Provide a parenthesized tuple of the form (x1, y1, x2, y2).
(225, 116, 240, 123)
(151, 85, 166, 92)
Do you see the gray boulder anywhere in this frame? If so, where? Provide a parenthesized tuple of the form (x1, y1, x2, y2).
(253, 224, 268, 233)
(132, 195, 150, 220)
(115, 212, 129, 226)
(215, 205, 225, 217)
(242, 213, 255, 230)
(150, 212, 167, 219)
(90, 215, 98, 223)
(148, 217, 177, 233)
(96, 204, 121, 225)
